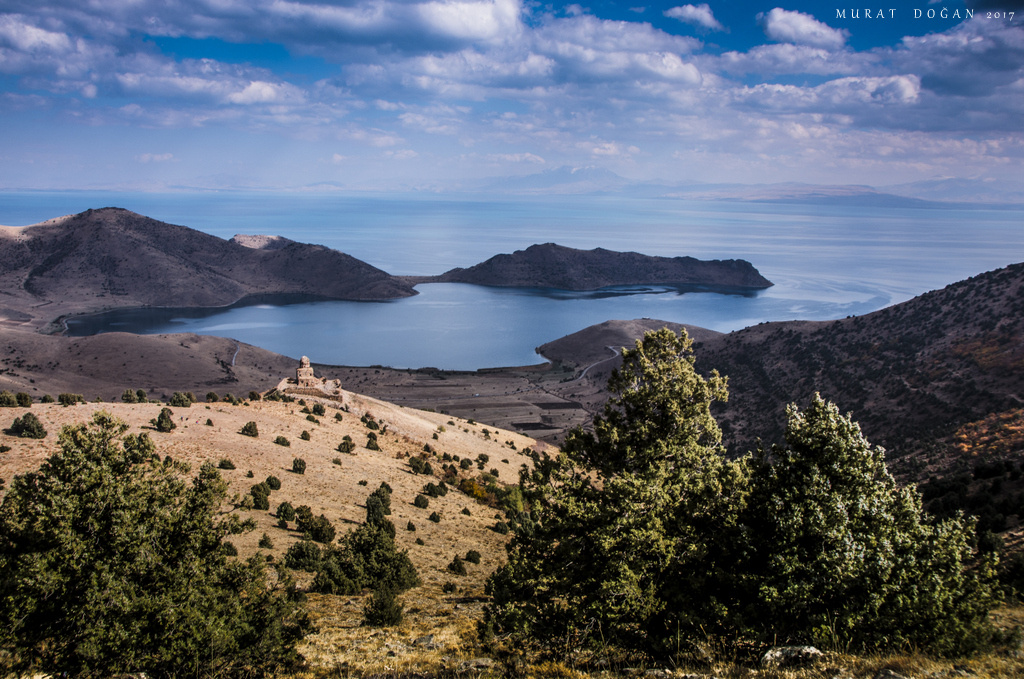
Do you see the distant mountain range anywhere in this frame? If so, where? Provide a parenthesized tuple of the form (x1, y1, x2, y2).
(423, 243, 772, 291)
(468, 166, 1024, 206)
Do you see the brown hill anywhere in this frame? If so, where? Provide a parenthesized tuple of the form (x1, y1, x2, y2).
(0, 207, 415, 330)
(428, 242, 772, 291)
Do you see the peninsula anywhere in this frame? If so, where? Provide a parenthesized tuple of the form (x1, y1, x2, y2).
(410, 242, 773, 291)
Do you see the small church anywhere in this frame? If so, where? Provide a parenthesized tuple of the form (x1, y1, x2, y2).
(267, 356, 344, 402)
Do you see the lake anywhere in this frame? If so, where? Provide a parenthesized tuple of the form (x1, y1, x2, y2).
(5, 191, 1024, 370)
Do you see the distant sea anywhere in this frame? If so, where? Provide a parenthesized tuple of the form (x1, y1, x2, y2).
(4, 191, 1024, 370)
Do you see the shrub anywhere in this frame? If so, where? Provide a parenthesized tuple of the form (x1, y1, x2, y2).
(248, 391, 262, 401)
(284, 539, 323, 572)
(259, 533, 274, 549)
(277, 502, 296, 521)
(0, 391, 19, 407)
(300, 430, 311, 441)
(301, 513, 335, 544)
(305, 415, 318, 424)
(415, 537, 425, 546)
(150, 408, 176, 433)
(466, 550, 481, 564)
(447, 555, 466, 575)
(15, 393, 31, 407)
(334, 412, 343, 422)
(358, 479, 368, 486)
(275, 436, 291, 447)
(366, 434, 380, 451)
(461, 507, 471, 516)
(169, 392, 193, 407)
(217, 459, 236, 470)
(246, 470, 254, 478)
(312, 403, 326, 417)
(266, 475, 281, 491)
(406, 521, 416, 532)
(428, 512, 441, 523)
(250, 482, 271, 511)
(221, 542, 238, 557)
(442, 581, 456, 593)
(8, 412, 47, 439)
(40, 395, 54, 403)
(414, 494, 429, 509)
(459, 458, 472, 470)
(363, 585, 404, 627)
(332, 457, 343, 466)
(291, 457, 305, 474)
(240, 421, 259, 437)
(58, 393, 85, 406)
(135, 390, 147, 403)
(206, 392, 219, 403)
(0, 413, 311, 676)
(491, 521, 509, 534)
(205, 418, 213, 426)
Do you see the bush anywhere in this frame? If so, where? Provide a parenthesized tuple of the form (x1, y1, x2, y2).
(292, 457, 306, 474)
(217, 458, 236, 470)
(205, 418, 213, 426)
(277, 502, 296, 521)
(169, 392, 194, 407)
(15, 392, 31, 407)
(206, 392, 219, 403)
(8, 412, 47, 439)
(447, 555, 467, 575)
(466, 549, 481, 564)
(459, 458, 472, 470)
(363, 585, 404, 627)
(240, 421, 259, 437)
(300, 430, 311, 441)
(491, 521, 509, 534)
(40, 395, 54, 403)
(300, 513, 335, 544)
(414, 494, 429, 509)
(0, 412, 311, 676)
(442, 581, 456, 593)
(118, 389, 136, 405)
(284, 539, 323, 572)
(428, 512, 441, 523)
(312, 403, 326, 417)
(406, 521, 416, 532)
(334, 412, 343, 422)
(415, 537, 425, 545)
(461, 507, 471, 516)
(266, 475, 281, 491)
(338, 436, 355, 454)
(248, 391, 262, 401)
(250, 482, 271, 511)
(150, 408, 176, 433)
(275, 436, 291, 447)
(0, 391, 19, 407)
(305, 415, 318, 424)
(259, 533, 274, 549)
(58, 393, 85, 406)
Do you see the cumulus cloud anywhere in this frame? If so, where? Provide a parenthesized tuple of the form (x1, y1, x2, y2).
(757, 8, 848, 50)
(664, 4, 724, 32)
(137, 153, 174, 163)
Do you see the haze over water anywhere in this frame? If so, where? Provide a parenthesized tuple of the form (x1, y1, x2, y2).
(6, 192, 1023, 370)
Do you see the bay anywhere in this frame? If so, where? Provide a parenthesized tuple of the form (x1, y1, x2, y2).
(5, 191, 1024, 370)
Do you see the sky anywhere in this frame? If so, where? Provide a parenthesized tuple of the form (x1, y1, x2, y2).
(0, 0, 1022, 192)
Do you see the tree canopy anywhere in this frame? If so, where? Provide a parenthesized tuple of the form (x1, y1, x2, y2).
(0, 412, 312, 677)
(484, 328, 997, 661)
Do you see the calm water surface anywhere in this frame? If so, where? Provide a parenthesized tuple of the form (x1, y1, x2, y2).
(5, 191, 1023, 370)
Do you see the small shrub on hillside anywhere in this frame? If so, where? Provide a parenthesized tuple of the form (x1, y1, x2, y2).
(414, 494, 429, 509)
(429, 512, 441, 523)
(266, 475, 281, 491)
(284, 539, 323, 572)
(168, 392, 194, 407)
(277, 502, 296, 521)
(300, 430, 311, 441)
(2, 390, 24, 406)
(363, 585, 403, 627)
(40, 395, 54, 403)
(250, 483, 271, 511)
(206, 392, 219, 402)
(305, 415, 318, 424)
(8, 412, 46, 439)
(275, 436, 291, 447)
(447, 555, 466, 575)
(466, 550, 481, 564)
(0, 445, 10, 453)
(461, 507, 471, 516)
(312, 403, 326, 417)
(332, 457, 343, 466)
(259, 533, 274, 549)
(337, 436, 356, 454)
(358, 479, 368, 486)
(240, 421, 258, 437)
(291, 457, 305, 474)
(301, 513, 336, 544)
(491, 521, 509, 534)
(58, 393, 85, 406)
(205, 418, 213, 426)
(366, 432, 380, 451)
(150, 408, 176, 433)
(415, 537, 425, 545)
(15, 393, 31, 407)
(406, 521, 416, 532)
(221, 542, 238, 557)
(217, 459, 236, 470)
(442, 581, 456, 593)
(246, 470, 254, 478)
(334, 412, 343, 422)
(459, 458, 472, 470)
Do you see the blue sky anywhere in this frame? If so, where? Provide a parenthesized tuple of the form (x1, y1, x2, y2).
(1, 0, 1022, 191)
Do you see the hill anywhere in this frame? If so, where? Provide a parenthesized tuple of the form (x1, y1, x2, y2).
(425, 243, 772, 291)
(0, 207, 415, 330)
(0, 386, 544, 673)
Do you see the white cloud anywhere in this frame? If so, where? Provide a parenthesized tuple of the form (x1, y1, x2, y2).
(664, 4, 724, 32)
(137, 153, 174, 163)
(757, 8, 848, 50)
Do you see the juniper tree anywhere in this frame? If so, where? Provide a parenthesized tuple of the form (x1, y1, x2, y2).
(0, 412, 311, 676)
(484, 328, 746, 656)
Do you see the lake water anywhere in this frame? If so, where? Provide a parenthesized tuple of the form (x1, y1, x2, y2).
(4, 191, 1024, 370)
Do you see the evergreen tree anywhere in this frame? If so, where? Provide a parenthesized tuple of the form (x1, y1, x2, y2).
(0, 412, 311, 676)
(150, 407, 176, 433)
(8, 412, 47, 439)
(742, 394, 997, 654)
